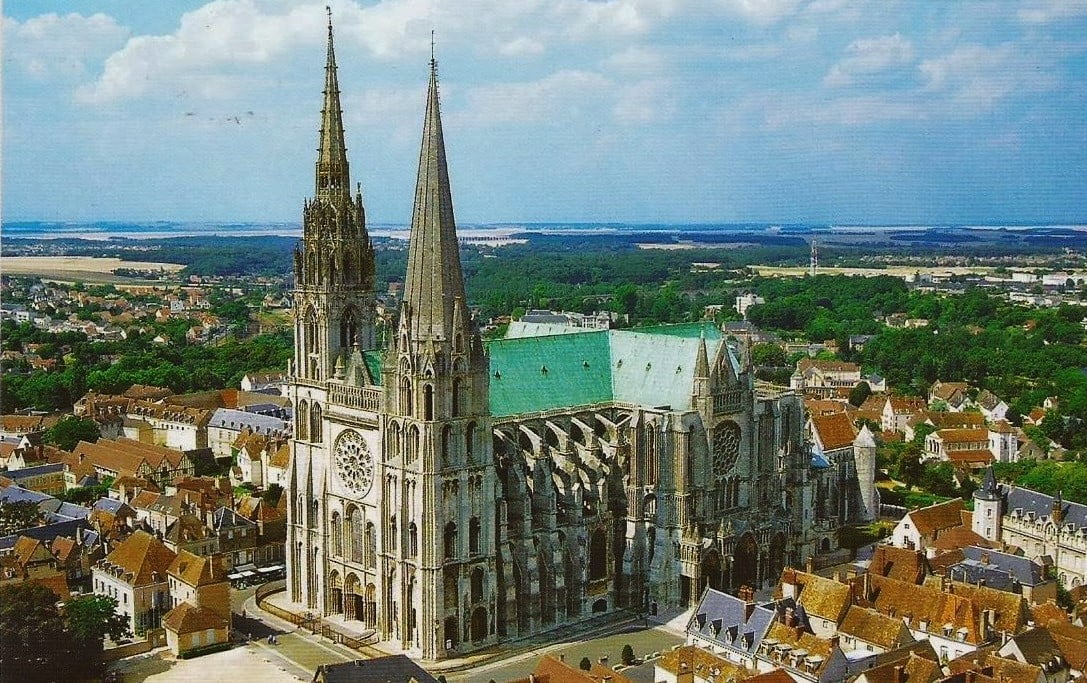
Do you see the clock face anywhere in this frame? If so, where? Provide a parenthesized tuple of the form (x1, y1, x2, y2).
(712, 422, 741, 477)
(334, 429, 374, 495)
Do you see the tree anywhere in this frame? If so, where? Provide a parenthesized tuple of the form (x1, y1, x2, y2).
(262, 483, 284, 506)
(622, 644, 636, 665)
(848, 381, 872, 408)
(896, 448, 925, 490)
(66, 594, 131, 676)
(580, 656, 592, 671)
(43, 416, 101, 451)
(0, 500, 42, 536)
(751, 343, 787, 367)
(0, 583, 70, 683)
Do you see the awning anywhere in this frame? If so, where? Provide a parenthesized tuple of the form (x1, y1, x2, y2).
(236, 563, 258, 572)
(227, 572, 245, 580)
(257, 566, 281, 573)
(240, 570, 257, 578)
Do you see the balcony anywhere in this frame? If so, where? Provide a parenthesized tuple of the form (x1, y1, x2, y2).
(327, 384, 382, 412)
(713, 390, 744, 414)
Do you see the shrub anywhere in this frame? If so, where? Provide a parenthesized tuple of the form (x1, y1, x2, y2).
(621, 644, 635, 665)
(580, 656, 592, 671)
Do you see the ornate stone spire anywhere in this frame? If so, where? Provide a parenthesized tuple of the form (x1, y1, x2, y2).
(315, 8, 350, 201)
(402, 54, 467, 342)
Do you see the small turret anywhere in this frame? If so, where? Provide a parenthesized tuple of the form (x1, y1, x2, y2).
(971, 465, 1003, 543)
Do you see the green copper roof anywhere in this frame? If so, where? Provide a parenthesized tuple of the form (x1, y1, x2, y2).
(488, 330, 613, 416)
(629, 321, 722, 340)
(486, 324, 729, 418)
(363, 350, 383, 384)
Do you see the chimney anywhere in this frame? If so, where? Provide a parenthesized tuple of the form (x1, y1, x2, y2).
(829, 635, 840, 651)
(806, 555, 815, 573)
(892, 665, 905, 683)
(559, 653, 564, 662)
(785, 607, 796, 627)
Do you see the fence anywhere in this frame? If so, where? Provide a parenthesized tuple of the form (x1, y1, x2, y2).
(254, 579, 376, 652)
(879, 503, 908, 520)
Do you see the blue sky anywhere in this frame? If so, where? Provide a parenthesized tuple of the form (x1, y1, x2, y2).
(3, 0, 1087, 224)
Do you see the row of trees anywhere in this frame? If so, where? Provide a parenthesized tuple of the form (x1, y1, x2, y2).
(0, 321, 292, 412)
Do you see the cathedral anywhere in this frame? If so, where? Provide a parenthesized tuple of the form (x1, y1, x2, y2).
(285, 19, 869, 661)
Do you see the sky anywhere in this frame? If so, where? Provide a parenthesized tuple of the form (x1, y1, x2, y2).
(3, 0, 1087, 225)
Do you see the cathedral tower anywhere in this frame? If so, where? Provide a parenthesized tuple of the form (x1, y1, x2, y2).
(380, 55, 496, 660)
(292, 16, 376, 382)
(287, 13, 376, 616)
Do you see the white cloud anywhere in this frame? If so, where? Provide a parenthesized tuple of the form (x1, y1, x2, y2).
(459, 69, 611, 125)
(601, 46, 666, 74)
(717, 0, 806, 24)
(824, 33, 913, 87)
(919, 43, 1057, 109)
(3, 12, 129, 80)
(497, 36, 546, 57)
(1018, 0, 1087, 23)
(613, 78, 675, 124)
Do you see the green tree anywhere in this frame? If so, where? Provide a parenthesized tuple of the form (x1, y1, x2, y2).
(849, 381, 872, 408)
(43, 416, 101, 451)
(579, 656, 592, 671)
(0, 583, 70, 683)
(622, 644, 636, 665)
(66, 594, 131, 676)
(896, 448, 925, 490)
(0, 500, 42, 535)
(751, 343, 787, 367)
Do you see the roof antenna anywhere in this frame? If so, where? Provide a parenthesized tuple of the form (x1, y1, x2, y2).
(430, 29, 437, 71)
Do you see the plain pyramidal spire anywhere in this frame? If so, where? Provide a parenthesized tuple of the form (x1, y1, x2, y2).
(315, 7, 350, 199)
(402, 46, 467, 343)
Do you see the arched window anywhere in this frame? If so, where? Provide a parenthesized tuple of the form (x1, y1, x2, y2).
(589, 528, 607, 580)
(465, 422, 476, 463)
(442, 425, 453, 465)
(364, 521, 376, 569)
(331, 511, 343, 557)
(310, 403, 322, 443)
(452, 377, 462, 417)
(469, 517, 481, 555)
(389, 515, 397, 552)
(444, 522, 457, 560)
(471, 567, 484, 603)
(303, 307, 318, 378)
(340, 308, 357, 348)
(349, 507, 363, 563)
(400, 378, 413, 416)
(406, 425, 419, 464)
(387, 421, 400, 460)
(423, 384, 434, 421)
(408, 522, 418, 557)
(297, 400, 309, 441)
(309, 499, 319, 528)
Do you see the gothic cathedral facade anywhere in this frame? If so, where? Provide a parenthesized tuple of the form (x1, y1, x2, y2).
(286, 21, 867, 661)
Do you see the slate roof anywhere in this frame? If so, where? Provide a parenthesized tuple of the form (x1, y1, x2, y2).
(1006, 485, 1087, 529)
(0, 483, 53, 505)
(953, 546, 1047, 586)
(212, 506, 256, 531)
(313, 655, 439, 683)
(488, 326, 737, 417)
(5, 462, 64, 480)
(687, 587, 775, 656)
(0, 518, 90, 552)
(208, 408, 288, 434)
